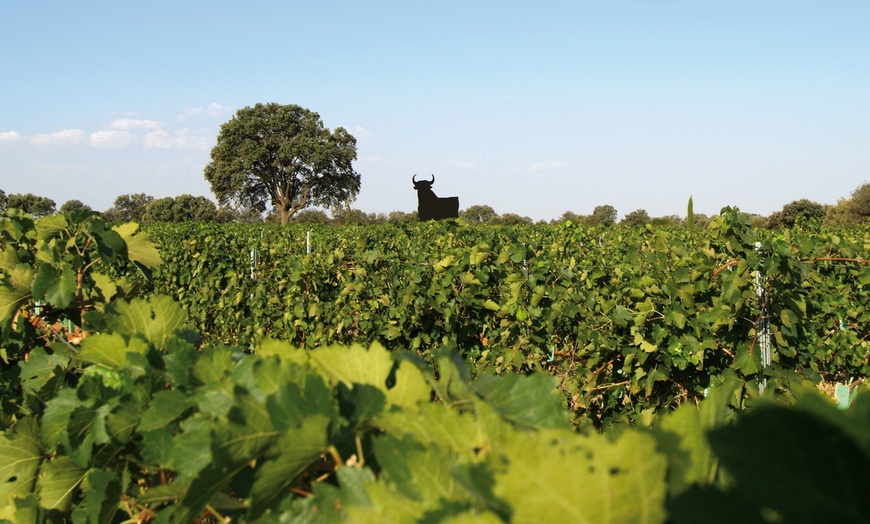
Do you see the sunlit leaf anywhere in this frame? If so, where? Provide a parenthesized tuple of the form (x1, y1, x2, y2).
(102, 295, 189, 348)
(0, 264, 34, 320)
(113, 222, 162, 268)
(310, 342, 392, 391)
(35, 456, 87, 512)
(493, 429, 667, 523)
(0, 419, 42, 519)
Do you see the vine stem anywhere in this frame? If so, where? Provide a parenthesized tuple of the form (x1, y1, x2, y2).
(711, 260, 739, 279)
(587, 380, 629, 392)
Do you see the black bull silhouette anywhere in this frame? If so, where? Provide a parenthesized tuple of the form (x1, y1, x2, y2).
(412, 174, 459, 220)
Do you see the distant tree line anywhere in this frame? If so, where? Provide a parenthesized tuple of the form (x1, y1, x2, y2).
(3, 182, 870, 228)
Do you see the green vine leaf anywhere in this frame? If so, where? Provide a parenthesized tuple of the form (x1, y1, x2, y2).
(493, 429, 667, 523)
(102, 295, 190, 348)
(34, 455, 88, 512)
(0, 419, 42, 520)
(0, 264, 34, 320)
(309, 342, 393, 392)
(31, 262, 77, 309)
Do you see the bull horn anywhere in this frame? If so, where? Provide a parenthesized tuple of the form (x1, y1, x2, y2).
(429, 174, 435, 184)
(412, 174, 418, 183)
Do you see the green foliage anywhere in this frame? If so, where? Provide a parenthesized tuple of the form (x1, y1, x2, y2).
(589, 204, 617, 226)
(143, 194, 220, 223)
(0, 208, 161, 366)
(3, 298, 869, 521)
(686, 196, 694, 231)
(204, 102, 362, 224)
(461, 205, 498, 224)
(664, 388, 870, 523)
(767, 198, 826, 228)
(621, 208, 651, 227)
(141, 209, 870, 427)
(103, 193, 154, 223)
(2, 211, 870, 521)
(4, 193, 56, 218)
(0, 294, 668, 522)
(59, 200, 92, 215)
(848, 182, 870, 221)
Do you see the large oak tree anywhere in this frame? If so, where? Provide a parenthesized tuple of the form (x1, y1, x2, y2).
(204, 103, 361, 224)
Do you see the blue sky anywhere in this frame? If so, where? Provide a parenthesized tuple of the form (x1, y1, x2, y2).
(2, 1, 868, 221)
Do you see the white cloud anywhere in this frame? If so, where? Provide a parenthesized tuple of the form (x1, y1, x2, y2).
(30, 129, 86, 146)
(530, 161, 568, 172)
(109, 118, 159, 130)
(353, 126, 374, 141)
(144, 128, 211, 150)
(89, 130, 132, 149)
(178, 102, 230, 121)
(0, 131, 21, 143)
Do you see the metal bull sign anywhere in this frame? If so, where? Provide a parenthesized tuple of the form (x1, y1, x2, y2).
(412, 174, 459, 220)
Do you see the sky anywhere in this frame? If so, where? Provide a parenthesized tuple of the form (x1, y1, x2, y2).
(1, 1, 868, 222)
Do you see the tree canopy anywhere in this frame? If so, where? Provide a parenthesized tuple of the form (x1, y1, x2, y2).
(460, 205, 498, 224)
(767, 198, 826, 228)
(104, 193, 154, 222)
(60, 199, 92, 214)
(590, 205, 618, 226)
(4, 193, 56, 217)
(622, 209, 650, 227)
(204, 103, 361, 224)
(143, 194, 219, 223)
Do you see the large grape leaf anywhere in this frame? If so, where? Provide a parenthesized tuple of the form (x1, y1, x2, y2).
(705, 404, 870, 522)
(70, 469, 121, 524)
(40, 388, 81, 452)
(64, 403, 112, 467)
(87, 220, 127, 262)
(265, 376, 335, 431)
(302, 466, 378, 522)
(19, 345, 71, 397)
(652, 377, 739, 495)
(35, 456, 88, 512)
(31, 262, 77, 309)
(141, 427, 174, 468)
(0, 245, 21, 273)
(248, 414, 332, 519)
(375, 402, 485, 455)
(473, 372, 570, 430)
(169, 417, 213, 481)
(113, 222, 162, 269)
(309, 342, 392, 392)
(175, 389, 276, 523)
(137, 389, 193, 432)
(73, 332, 150, 371)
(345, 477, 428, 523)
(493, 428, 667, 523)
(34, 213, 68, 242)
(101, 295, 189, 348)
(372, 433, 467, 507)
(0, 419, 42, 520)
(385, 359, 432, 407)
(0, 264, 34, 320)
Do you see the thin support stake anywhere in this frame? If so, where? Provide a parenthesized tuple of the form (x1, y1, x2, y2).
(755, 242, 771, 394)
(250, 248, 258, 281)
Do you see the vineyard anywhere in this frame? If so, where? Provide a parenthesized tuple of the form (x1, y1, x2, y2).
(144, 210, 870, 425)
(1, 208, 870, 522)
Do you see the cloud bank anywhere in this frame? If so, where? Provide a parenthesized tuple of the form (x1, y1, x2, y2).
(0, 131, 21, 142)
(5, 106, 224, 152)
(30, 129, 86, 146)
